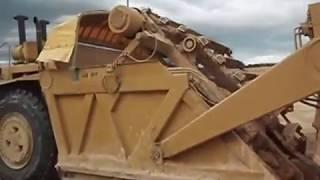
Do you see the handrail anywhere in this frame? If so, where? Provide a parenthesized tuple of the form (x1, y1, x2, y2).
(0, 41, 12, 77)
(294, 27, 303, 50)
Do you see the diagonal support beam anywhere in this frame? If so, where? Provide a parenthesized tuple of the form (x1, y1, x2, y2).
(161, 38, 320, 158)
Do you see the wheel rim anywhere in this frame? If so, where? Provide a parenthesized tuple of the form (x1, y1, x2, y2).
(0, 112, 33, 169)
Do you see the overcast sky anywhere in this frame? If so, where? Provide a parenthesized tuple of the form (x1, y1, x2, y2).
(0, 0, 318, 64)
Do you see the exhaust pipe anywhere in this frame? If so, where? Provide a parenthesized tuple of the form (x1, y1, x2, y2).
(13, 15, 28, 45)
(33, 17, 42, 54)
(33, 17, 50, 53)
(39, 20, 49, 41)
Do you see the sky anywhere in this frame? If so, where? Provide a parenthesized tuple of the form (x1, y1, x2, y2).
(0, 0, 318, 64)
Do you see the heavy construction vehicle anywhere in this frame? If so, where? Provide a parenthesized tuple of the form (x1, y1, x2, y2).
(0, 2, 320, 180)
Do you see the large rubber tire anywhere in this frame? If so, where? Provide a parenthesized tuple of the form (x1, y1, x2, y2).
(0, 89, 58, 180)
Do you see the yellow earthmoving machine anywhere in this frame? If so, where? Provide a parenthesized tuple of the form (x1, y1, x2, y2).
(1, 2, 320, 180)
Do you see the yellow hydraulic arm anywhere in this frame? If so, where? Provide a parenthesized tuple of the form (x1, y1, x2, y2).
(160, 37, 320, 158)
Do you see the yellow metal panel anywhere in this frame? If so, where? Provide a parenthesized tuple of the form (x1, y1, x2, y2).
(44, 93, 70, 154)
(37, 18, 78, 63)
(81, 94, 125, 158)
(73, 94, 95, 154)
(41, 61, 276, 179)
(56, 95, 86, 154)
(128, 76, 189, 166)
(158, 90, 208, 140)
(112, 92, 165, 155)
(310, 3, 320, 37)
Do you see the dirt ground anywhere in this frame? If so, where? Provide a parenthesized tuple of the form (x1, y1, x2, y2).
(287, 102, 316, 134)
(285, 102, 318, 156)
